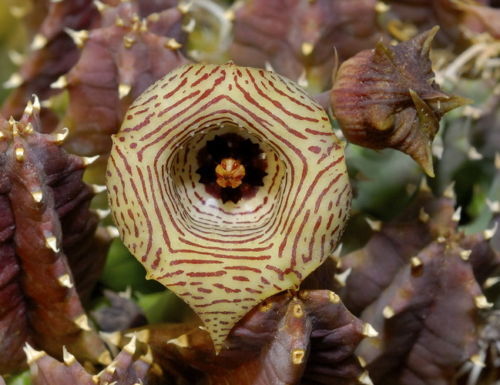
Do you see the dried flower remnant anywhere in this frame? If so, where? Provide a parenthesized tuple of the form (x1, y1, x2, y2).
(107, 63, 352, 350)
(331, 27, 469, 177)
(23, 337, 161, 385)
(151, 290, 370, 385)
(0, 97, 107, 374)
(59, 0, 189, 159)
(230, 0, 381, 91)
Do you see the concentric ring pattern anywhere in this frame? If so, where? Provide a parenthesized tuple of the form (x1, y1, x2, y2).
(106, 63, 351, 350)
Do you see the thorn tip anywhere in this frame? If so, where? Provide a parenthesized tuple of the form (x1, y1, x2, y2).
(63, 346, 76, 366)
(362, 323, 379, 337)
(74, 314, 91, 331)
(383, 305, 395, 319)
(23, 343, 46, 365)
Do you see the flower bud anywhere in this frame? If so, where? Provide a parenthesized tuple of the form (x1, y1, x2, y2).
(331, 27, 469, 177)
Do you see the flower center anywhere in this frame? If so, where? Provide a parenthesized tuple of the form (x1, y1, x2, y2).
(215, 158, 246, 188)
(196, 133, 267, 203)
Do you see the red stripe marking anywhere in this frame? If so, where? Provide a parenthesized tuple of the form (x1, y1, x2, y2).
(194, 65, 206, 76)
(213, 283, 241, 293)
(152, 248, 162, 269)
(266, 79, 315, 111)
(266, 264, 284, 280)
(145, 165, 173, 255)
(314, 173, 343, 214)
(114, 145, 132, 174)
(246, 288, 262, 294)
(224, 266, 262, 273)
(156, 270, 184, 279)
(304, 216, 322, 263)
(199, 311, 237, 315)
(232, 276, 250, 282)
(136, 166, 149, 201)
(127, 178, 153, 260)
(281, 156, 345, 241)
(157, 90, 201, 118)
(129, 94, 158, 110)
(110, 154, 128, 205)
(326, 213, 335, 230)
(291, 209, 310, 268)
(170, 259, 223, 265)
(246, 69, 319, 122)
(163, 77, 188, 99)
(133, 108, 149, 116)
(306, 128, 332, 136)
(179, 237, 273, 252)
(180, 65, 195, 78)
(187, 271, 227, 277)
(137, 75, 228, 156)
(149, 165, 185, 239)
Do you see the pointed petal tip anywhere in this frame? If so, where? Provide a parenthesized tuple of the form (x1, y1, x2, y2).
(422, 163, 435, 178)
(409, 141, 435, 178)
(374, 39, 394, 60)
(419, 25, 440, 57)
(439, 94, 472, 114)
(424, 25, 440, 41)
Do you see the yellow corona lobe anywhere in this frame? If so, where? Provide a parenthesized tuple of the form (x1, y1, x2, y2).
(107, 63, 351, 351)
(215, 158, 246, 188)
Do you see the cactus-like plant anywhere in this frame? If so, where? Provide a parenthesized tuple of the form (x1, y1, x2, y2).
(0, 97, 108, 373)
(23, 336, 161, 385)
(57, 0, 189, 160)
(1, 0, 100, 120)
(150, 290, 374, 385)
(338, 188, 499, 385)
